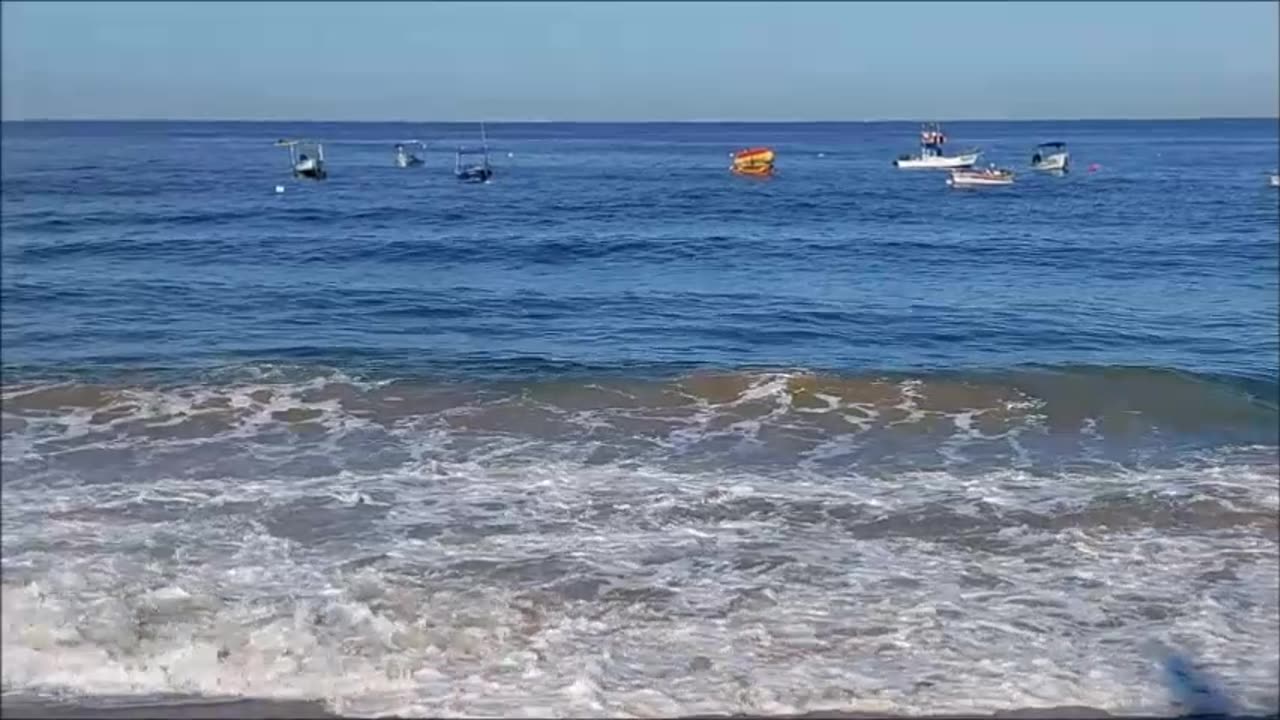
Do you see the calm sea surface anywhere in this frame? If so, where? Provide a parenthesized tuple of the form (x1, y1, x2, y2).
(2, 120, 1278, 716)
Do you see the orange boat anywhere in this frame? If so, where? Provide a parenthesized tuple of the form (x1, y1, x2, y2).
(731, 146, 775, 176)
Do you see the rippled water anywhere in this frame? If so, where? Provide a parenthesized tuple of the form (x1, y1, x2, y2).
(2, 120, 1278, 717)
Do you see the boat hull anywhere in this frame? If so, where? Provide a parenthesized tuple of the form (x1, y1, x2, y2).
(894, 152, 980, 169)
(947, 171, 1014, 187)
(457, 167, 492, 183)
(1271, 174, 1279, 187)
(293, 162, 326, 180)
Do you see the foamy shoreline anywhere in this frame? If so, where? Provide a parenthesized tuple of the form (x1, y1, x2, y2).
(5, 694, 1278, 719)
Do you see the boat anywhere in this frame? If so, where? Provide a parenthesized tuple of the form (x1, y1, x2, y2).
(1270, 172, 1279, 187)
(394, 141, 425, 168)
(455, 148, 492, 183)
(731, 147, 775, 176)
(275, 139, 327, 180)
(947, 165, 1015, 187)
(893, 123, 980, 169)
(1031, 141, 1070, 172)
(455, 123, 493, 183)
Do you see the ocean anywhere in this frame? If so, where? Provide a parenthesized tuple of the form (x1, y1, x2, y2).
(1, 120, 1278, 717)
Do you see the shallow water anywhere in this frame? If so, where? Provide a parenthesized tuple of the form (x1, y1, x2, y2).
(2, 120, 1278, 717)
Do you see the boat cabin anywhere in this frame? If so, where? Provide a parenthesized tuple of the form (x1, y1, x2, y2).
(1031, 142, 1070, 172)
(919, 123, 947, 157)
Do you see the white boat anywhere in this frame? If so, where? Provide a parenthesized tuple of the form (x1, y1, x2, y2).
(455, 123, 493, 183)
(947, 166, 1015, 187)
(894, 122, 980, 169)
(394, 141, 425, 168)
(1270, 172, 1279, 187)
(1031, 141, 1069, 172)
(275, 139, 327, 180)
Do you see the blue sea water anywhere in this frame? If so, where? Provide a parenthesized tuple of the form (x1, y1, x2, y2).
(2, 120, 1278, 380)
(1, 120, 1278, 716)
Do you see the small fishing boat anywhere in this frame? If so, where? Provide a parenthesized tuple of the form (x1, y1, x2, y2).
(275, 139, 327, 180)
(1031, 141, 1070, 172)
(394, 141, 425, 168)
(731, 147, 775, 176)
(1270, 172, 1279, 187)
(455, 123, 493, 183)
(947, 165, 1015, 187)
(894, 123, 980, 169)
(455, 148, 492, 183)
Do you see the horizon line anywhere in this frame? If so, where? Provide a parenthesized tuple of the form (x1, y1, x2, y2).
(4, 116, 1279, 124)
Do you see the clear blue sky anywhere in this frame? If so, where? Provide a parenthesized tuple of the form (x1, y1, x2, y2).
(3, 1, 1277, 121)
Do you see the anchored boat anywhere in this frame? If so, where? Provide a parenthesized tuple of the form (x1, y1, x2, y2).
(275, 139, 327, 180)
(1270, 172, 1279, 187)
(894, 123, 980, 169)
(1031, 141, 1070, 172)
(455, 123, 493, 183)
(947, 166, 1015, 187)
(394, 141, 425, 168)
(731, 147, 775, 176)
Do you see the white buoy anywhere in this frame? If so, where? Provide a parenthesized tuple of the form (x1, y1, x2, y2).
(275, 185, 285, 194)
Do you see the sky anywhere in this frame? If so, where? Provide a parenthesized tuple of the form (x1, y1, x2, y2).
(2, 1, 1278, 121)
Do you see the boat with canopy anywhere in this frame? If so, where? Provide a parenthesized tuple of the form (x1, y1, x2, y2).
(1031, 141, 1070, 172)
(455, 123, 493, 183)
(274, 139, 327, 180)
(395, 141, 426, 168)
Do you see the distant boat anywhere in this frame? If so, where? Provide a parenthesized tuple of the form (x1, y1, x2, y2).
(455, 123, 493, 183)
(1270, 172, 1279, 187)
(275, 139, 327, 180)
(894, 122, 980, 169)
(1031, 141, 1070, 172)
(947, 165, 1014, 187)
(731, 147, 775, 176)
(394, 141, 425, 168)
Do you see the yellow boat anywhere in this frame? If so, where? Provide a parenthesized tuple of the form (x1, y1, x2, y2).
(731, 146, 775, 175)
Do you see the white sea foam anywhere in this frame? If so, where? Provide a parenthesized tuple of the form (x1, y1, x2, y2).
(2, 375, 1276, 716)
(2, 449, 1278, 716)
